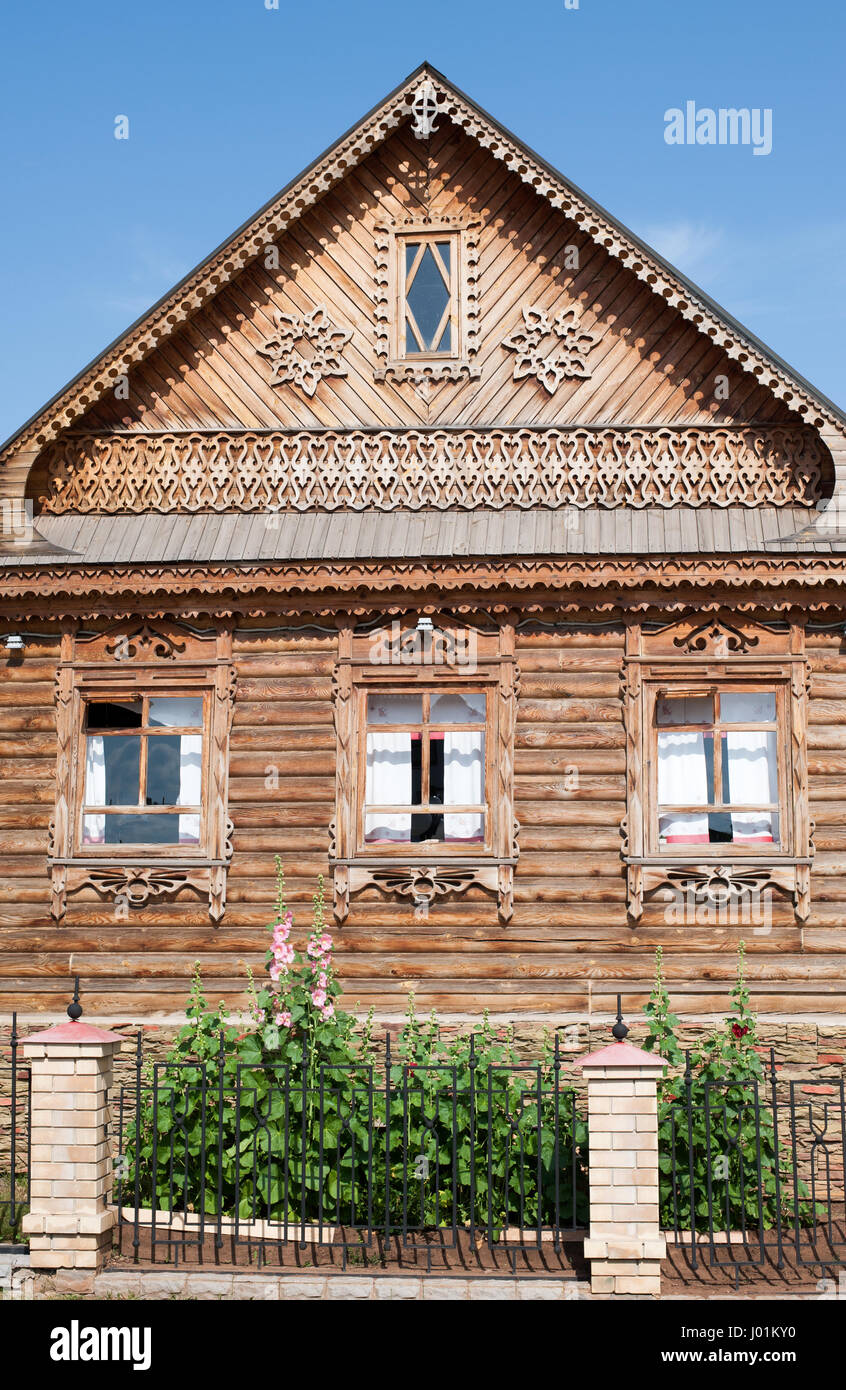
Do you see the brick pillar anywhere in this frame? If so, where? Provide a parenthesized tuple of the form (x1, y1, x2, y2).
(580, 1041, 666, 1296)
(22, 1019, 122, 1271)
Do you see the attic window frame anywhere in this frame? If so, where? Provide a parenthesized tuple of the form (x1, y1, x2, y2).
(373, 216, 482, 386)
(396, 232, 460, 362)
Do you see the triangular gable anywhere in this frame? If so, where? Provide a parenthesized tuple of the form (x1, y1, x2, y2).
(3, 62, 845, 494)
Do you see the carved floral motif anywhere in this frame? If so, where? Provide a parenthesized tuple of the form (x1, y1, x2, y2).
(502, 305, 597, 393)
(257, 306, 351, 398)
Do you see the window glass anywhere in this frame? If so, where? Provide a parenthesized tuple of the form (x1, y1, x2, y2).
(149, 696, 204, 728)
(366, 694, 422, 725)
(720, 692, 776, 723)
(430, 691, 486, 723)
(82, 812, 198, 847)
(86, 700, 143, 729)
(657, 689, 779, 847)
(656, 695, 713, 726)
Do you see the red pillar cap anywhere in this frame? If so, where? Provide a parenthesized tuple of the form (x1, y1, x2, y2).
(24, 1019, 123, 1045)
(578, 1041, 666, 1069)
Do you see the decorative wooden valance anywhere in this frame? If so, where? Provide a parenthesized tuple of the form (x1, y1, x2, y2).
(48, 619, 236, 923)
(37, 425, 826, 514)
(329, 616, 520, 925)
(622, 614, 813, 924)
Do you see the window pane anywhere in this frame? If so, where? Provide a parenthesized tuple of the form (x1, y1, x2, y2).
(657, 695, 713, 726)
(406, 244, 450, 351)
(430, 691, 486, 723)
(365, 731, 412, 841)
(367, 694, 422, 725)
(83, 812, 185, 846)
(657, 730, 712, 806)
(720, 692, 776, 723)
(148, 696, 204, 728)
(658, 811, 710, 846)
(85, 734, 141, 807)
(86, 699, 142, 729)
(146, 733, 202, 807)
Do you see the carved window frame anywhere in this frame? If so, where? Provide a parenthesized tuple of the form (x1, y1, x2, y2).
(330, 617, 519, 924)
(374, 216, 481, 386)
(48, 620, 236, 922)
(622, 616, 813, 924)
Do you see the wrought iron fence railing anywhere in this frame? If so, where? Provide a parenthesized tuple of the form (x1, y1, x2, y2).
(662, 1049, 846, 1280)
(0, 1015, 31, 1248)
(112, 1031, 589, 1272)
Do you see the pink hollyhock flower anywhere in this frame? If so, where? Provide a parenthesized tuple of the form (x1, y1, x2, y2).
(319, 934, 333, 952)
(317, 972, 328, 989)
(275, 1010, 292, 1027)
(269, 963, 288, 984)
(311, 988, 327, 1008)
(321, 1003, 335, 1020)
(274, 943, 295, 968)
(272, 924, 290, 946)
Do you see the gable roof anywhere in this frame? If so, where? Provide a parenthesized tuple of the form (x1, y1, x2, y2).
(3, 61, 845, 473)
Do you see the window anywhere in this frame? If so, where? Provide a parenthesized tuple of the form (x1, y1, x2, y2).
(399, 236, 456, 358)
(330, 620, 519, 923)
(373, 217, 481, 385)
(49, 620, 235, 922)
(80, 694, 206, 849)
(654, 689, 780, 850)
(363, 689, 487, 847)
(622, 616, 812, 924)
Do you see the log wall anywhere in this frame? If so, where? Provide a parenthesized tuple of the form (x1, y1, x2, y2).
(2, 619, 846, 1021)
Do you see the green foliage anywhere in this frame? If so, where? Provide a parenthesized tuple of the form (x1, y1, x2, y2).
(123, 865, 588, 1235)
(645, 943, 813, 1231)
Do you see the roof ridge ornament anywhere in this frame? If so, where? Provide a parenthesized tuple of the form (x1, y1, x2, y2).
(411, 79, 446, 140)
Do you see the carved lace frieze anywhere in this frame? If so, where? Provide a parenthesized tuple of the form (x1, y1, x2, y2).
(257, 305, 352, 398)
(39, 425, 825, 514)
(502, 305, 597, 392)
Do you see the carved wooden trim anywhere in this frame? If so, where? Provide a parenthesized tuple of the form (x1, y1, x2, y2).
(501, 304, 597, 393)
(6, 559, 846, 625)
(622, 615, 812, 924)
(373, 217, 481, 388)
(47, 618, 235, 923)
(38, 426, 826, 513)
(329, 615, 519, 925)
(4, 64, 846, 481)
(256, 305, 351, 398)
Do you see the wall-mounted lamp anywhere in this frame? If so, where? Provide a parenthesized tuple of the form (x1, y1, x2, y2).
(4, 634, 24, 652)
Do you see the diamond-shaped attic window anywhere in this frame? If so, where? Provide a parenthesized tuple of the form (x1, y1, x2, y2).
(403, 239, 453, 355)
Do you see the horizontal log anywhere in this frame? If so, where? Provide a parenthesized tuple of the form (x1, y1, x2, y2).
(518, 674, 620, 698)
(230, 776, 336, 802)
(229, 747, 334, 773)
(516, 701, 621, 727)
(234, 678, 334, 701)
(233, 703, 333, 728)
(515, 775, 625, 800)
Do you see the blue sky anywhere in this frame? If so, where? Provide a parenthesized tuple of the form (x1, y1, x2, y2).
(2, 0, 845, 444)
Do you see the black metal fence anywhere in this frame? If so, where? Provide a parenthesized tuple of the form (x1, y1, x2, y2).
(112, 1031, 589, 1274)
(663, 1049, 846, 1281)
(0, 1014, 31, 1248)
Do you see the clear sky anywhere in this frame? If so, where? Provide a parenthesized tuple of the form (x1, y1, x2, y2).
(2, 0, 845, 444)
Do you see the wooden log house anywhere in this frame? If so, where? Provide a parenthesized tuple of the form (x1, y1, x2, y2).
(2, 64, 846, 1028)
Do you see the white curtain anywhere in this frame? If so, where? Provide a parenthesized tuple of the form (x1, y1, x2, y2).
(83, 735, 106, 844)
(726, 731, 776, 843)
(365, 732, 412, 841)
(658, 731, 709, 843)
(178, 734, 203, 844)
(443, 731, 484, 841)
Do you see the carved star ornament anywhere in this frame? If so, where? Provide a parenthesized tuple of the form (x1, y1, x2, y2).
(258, 305, 352, 398)
(502, 304, 597, 394)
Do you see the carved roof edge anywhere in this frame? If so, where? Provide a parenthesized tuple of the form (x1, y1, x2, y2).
(2, 61, 845, 471)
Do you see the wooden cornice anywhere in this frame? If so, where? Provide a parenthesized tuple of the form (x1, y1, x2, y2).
(3, 555, 846, 623)
(3, 64, 845, 490)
